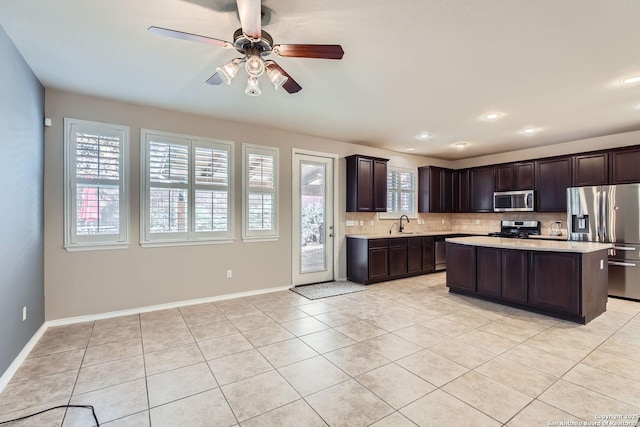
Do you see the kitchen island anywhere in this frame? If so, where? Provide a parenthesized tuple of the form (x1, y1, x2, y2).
(446, 236, 612, 324)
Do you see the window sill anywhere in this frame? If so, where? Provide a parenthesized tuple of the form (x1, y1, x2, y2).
(378, 212, 419, 220)
(65, 243, 129, 252)
(140, 239, 234, 248)
(242, 236, 280, 243)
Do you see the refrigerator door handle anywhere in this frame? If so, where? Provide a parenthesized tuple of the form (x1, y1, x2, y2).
(608, 261, 637, 267)
(613, 246, 637, 251)
(600, 188, 607, 242)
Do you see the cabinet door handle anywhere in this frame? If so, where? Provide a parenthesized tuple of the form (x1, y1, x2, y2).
(608, 261, 637, 267)
(613, 246, 636, 251)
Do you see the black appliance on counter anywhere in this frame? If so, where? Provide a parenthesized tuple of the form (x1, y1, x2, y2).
(488, 220, 541, 239)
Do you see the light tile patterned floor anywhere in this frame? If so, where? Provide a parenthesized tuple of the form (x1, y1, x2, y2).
(1, 272, 640, 426)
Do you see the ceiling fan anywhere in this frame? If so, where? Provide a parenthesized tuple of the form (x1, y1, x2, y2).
(148, 0, 344, 96)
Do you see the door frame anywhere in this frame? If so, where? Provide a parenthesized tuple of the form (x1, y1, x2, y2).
(291, 148, 340, 286)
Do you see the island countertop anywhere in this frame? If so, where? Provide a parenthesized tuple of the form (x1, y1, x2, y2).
(446, 236, 612, 253)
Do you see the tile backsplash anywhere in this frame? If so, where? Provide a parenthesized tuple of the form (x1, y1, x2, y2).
(345, 212, 567, 236)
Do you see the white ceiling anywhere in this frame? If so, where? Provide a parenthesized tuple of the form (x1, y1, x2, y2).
(1, 0, 639, 160)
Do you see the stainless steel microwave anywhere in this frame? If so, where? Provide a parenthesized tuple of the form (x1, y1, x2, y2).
(493, 190, 535, 212)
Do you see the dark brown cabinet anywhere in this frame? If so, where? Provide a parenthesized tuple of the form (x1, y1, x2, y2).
(610, 146, 640, 184)
(455, 169, 470, 212)
(418, 166, 455, 213)
(496, 162, 535, 191)
(446, 242, 609, 323)
(535, 156, 572, 212)
(477, 247, 502, 297)
(573, 152, 608, 186)
(389, 238, 408, 277)
(347, 236, 438, 284)
(502, 250, 528, 304)
(346, 155, 389, 212)
(469, 166, 496, 212)
(446, 243, 476, 291)
(529, 252, 580, 314)
(422, 237, 435, 273)
(407, 237, 423, 274)
(367, 240, 389, 281)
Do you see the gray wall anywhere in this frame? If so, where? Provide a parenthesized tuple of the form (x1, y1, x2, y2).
(0, 25, 45, 377)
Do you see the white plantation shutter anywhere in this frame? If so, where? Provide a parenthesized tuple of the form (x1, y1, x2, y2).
(243, 144, 278, 241)
(64, 118, 129, 250)
(141, 129, 233, 245)
(194, 144, 230, 235)
(386, 167, 416, 215)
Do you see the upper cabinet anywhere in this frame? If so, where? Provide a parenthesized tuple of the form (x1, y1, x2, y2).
(346, 155, 389, 212)
(610, 146, 640, 184)
(455, 169, 470, 212)
(573, 152, 608, 186)
(469, 166, 496, 212)
(418, 166, 455, 213)
(535, 156, 572, 212)
(496, 161, 535, 191)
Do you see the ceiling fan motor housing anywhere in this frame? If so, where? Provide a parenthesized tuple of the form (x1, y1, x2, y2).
(233, 28, 273, 56)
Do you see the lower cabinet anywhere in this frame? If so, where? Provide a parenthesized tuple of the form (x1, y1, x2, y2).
(347, 236, 437, 284)
(445, 243, 476, 291)
(529, 252, 580, 314)
(477, 247, 502, 297)
(389, 239, 408, 277)
(501, 250, 528, 304)
(446, 242, 608, 323)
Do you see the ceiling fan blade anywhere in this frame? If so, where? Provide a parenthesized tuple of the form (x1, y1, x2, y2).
(236, 0, 261, 39)
(148, 26, 233, 49)
(266, 62, 302, 94)
(273, 44, 344, 60)
(206, 73, 224, 85)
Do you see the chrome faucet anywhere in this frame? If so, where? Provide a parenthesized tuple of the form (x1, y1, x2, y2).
(399, 215, 410, 232)
(389, 223, 397, 234)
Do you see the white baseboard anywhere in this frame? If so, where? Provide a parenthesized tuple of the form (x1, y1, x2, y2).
(47, 284, 292, 326)
(0, 323, 48, 394)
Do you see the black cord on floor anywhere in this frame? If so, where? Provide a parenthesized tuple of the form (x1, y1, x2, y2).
(0, 404, 99, 426)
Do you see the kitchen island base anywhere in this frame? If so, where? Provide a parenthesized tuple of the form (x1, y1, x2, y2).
(446, 238, 610, 324)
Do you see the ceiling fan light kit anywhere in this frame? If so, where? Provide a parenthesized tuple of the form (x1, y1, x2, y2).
(148, 0, 344, 97)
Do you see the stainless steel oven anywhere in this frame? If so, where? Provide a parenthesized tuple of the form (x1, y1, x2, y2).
(493, 190, 534, 212)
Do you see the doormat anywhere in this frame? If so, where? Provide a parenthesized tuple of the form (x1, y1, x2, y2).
(290, 281, 367, 300)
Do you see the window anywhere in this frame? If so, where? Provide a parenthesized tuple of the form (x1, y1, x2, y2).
(64, 118, 129, 250)
(242, 144, 278, 241)
(381, 166, 417, 218)
(141, 129, 233, 246)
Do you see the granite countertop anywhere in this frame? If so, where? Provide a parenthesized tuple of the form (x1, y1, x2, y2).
(529, 234, 568, 241)
(346, 231, 484, 239)
(446, 236, 612, 253)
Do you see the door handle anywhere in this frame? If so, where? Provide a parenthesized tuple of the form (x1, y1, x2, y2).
(608, 261, 637, 267)
(613, 246, 636, 251)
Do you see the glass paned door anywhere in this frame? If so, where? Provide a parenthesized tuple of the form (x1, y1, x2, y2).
(293, 153, 334, 285)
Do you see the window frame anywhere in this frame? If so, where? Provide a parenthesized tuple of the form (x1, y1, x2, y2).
(242, 143, 279, 242)
(140, 129, 234, 247)
(379, 165, 418, 219)
(63, 118, 130, 251)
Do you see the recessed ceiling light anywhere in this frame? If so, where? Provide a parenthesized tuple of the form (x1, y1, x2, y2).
(415, 132, 431, 140)
(453, 142, 468, 149)
(406, 148, 415, 151)
(622, 76, 640, 84)
(485, 113, 499, 119)
(520, 127, 539, 135)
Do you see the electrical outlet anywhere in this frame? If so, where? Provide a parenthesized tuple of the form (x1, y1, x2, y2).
(441, 219, 445, 225)
(22, 306, 27, 321)
(359, 220, 364, 226)
(226, 270, 232, 279)
(476, 219, 481, 225)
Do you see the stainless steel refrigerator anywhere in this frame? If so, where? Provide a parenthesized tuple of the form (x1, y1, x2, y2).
(567, 183, 640, 301)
